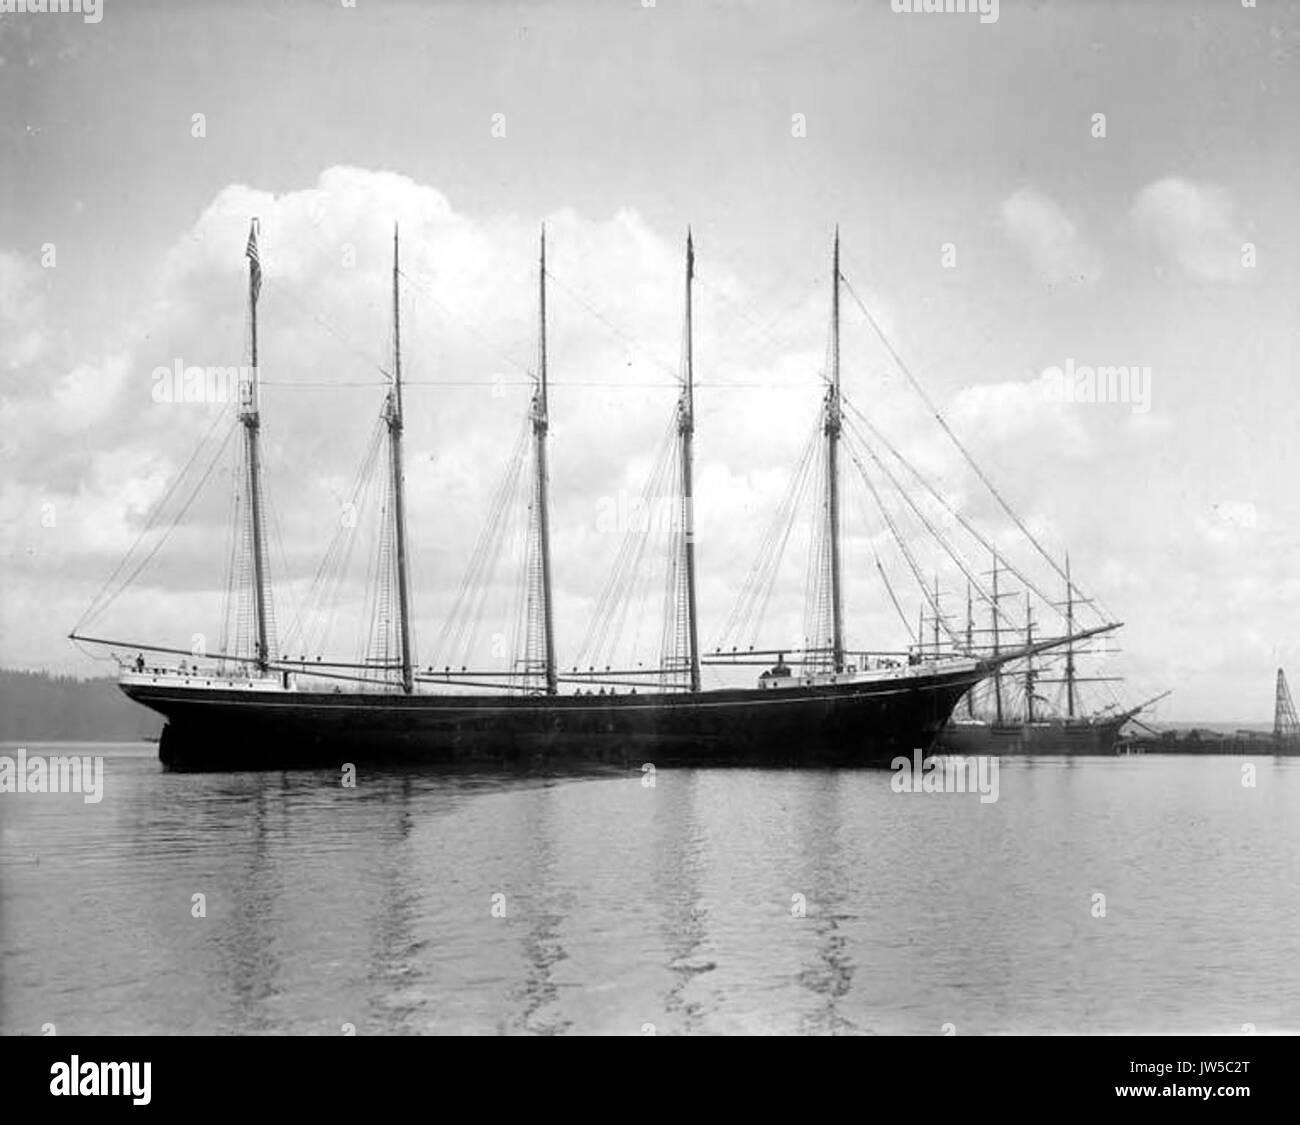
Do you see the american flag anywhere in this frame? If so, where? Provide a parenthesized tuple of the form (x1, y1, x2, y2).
(246, 221, 261, 302)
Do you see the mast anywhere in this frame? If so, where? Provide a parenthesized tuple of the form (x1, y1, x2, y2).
(1024, 592, 1035, 724)
(932, 574, 940, 659)
(991, 551, 1003, 723)
(533, 225, 558, 694)
(965, 580, 974, 717)
(678, 228, 701, 691)
(826, 227, 845, 672)
(241, 218, 270, 673)
(388, 224, 414, 694)
(1064, 552, 1076, 719)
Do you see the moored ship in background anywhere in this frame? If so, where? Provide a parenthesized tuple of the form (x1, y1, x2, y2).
(939, 555, 1166, 756)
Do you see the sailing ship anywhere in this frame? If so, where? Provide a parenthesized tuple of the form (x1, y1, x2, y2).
(939, 555, 1165, 755)
(71, 220, 1110, 771)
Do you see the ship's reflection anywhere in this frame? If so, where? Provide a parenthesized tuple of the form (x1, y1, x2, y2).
(200, 769, 428, 1034)
(795, 770, 856, 1034)
(651, 769, 708, 1034)
(122, 767, 291, 1033)
(362, 774, 422, 1033)
(34, 749, 1298, 1036)
(192, 764, 600, 1035)
(215, 772, 288, 1033)
(504, 779, 572, 1035)
(143, 759, 872, 1034)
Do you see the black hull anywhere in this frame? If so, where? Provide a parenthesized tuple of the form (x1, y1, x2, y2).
(938, 716, 1128, 756)
(122, 667, 986, 772)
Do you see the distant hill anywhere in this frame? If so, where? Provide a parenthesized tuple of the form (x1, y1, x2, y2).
(0, 669, 162, 742)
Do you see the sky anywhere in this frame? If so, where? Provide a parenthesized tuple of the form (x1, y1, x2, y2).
(2, 0, 1298, 722)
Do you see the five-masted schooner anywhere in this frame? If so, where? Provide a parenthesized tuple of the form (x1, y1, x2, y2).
(73, 221, 1106, 771)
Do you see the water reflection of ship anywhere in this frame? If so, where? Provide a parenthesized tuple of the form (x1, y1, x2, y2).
(216, 773, 429, 1033)
(794, 771, 856, 1035)
(217, 777, 286, 1033)
(510, 782, 572, 1035)
(653, 770, 710, 1033)
(363, 776, 425, 1033)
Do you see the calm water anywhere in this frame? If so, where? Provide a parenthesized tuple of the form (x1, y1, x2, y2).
(2, 742, 1298, 1035)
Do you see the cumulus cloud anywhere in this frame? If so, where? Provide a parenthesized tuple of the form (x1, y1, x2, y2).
(0, 167, 852, 670)
(950, 377, 1091, 458)
(2, 167, 1127, 679)
(998, 186, 1102, 286)
(1130, 177, 1249, 283)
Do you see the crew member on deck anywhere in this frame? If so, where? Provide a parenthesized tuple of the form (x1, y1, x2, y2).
(760, 652, 792, 685)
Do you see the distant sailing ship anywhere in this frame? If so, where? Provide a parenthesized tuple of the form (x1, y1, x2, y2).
(71, 220, 1111, 771)
(939, 554, 1166, 755)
